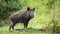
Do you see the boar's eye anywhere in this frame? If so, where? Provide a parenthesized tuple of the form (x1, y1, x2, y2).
(27, 7, 30, 11)
(33, 8, 35, 11)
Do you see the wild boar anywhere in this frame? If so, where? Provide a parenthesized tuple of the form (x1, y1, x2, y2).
(9, 7, 35, 30)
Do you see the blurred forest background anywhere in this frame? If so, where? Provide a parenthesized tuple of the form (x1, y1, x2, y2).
(0, 0, 60, 34)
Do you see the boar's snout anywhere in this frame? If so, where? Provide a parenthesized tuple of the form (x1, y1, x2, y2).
(30, 14, 34, 18)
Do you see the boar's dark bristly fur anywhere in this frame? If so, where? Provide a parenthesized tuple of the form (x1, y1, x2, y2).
(9, 7, 35, 30)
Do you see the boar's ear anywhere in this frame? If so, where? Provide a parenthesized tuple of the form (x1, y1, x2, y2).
(33, 8, 35, 11)
(27, 7, 30, 11)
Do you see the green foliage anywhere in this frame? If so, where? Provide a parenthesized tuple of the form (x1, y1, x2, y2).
(0, 0, 27, 19)
(0, 0, 58, 33)
(0, 0, 56, 26)
(27, 0, 55, 29)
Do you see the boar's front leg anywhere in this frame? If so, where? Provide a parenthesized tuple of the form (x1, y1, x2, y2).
(24, 21, 28, 29)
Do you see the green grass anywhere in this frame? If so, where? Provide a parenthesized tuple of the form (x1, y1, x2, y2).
(0, 24, 54, 34)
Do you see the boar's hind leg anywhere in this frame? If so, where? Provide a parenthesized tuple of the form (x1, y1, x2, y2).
(9, 22, 17, 30)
